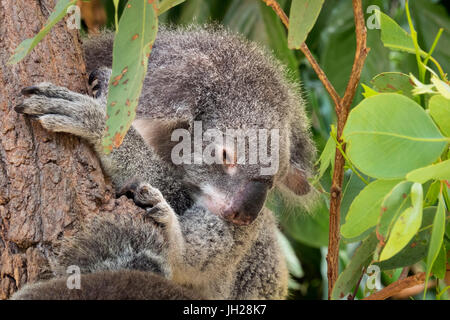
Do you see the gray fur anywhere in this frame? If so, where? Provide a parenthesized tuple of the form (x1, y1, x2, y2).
(14, 26, 316, 300)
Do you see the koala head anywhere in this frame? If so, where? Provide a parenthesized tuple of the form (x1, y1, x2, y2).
(133, 26, 315, 225)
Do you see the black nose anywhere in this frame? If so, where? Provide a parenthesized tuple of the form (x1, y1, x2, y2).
(222, 180, 269, 225)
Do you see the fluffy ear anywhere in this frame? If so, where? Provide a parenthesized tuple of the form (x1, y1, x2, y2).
(282, 163, 311, 196)
(132, 118, 190, 163)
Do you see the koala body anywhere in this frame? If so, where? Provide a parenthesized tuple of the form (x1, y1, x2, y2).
(13, 26, 315, 300)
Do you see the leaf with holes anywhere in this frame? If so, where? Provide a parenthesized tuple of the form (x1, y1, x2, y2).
(287, 0, 324, 49)
(8, 0, 77, 64)
(102, 0, 158, 153)
(343, 93, 448, 179)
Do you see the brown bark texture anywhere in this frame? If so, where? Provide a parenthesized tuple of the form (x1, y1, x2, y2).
(0, 0, 142, 300)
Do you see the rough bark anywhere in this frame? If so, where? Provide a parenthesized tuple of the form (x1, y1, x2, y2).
(0, 0, 142, 300)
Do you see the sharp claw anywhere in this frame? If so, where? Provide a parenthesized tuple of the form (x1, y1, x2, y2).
(144, 206, 160, 218)
(21, 86, 40, 96)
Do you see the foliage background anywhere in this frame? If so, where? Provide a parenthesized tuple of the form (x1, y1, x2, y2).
(92, 0, 450, 299)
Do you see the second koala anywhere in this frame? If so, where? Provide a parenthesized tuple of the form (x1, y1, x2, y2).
(13, 26, 315, 299)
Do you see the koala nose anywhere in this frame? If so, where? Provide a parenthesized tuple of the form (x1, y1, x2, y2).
(222, 180, 269, 226)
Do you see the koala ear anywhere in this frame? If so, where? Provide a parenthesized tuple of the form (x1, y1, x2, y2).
(282, 163, 311, 195)
(132, 118, 190, 163)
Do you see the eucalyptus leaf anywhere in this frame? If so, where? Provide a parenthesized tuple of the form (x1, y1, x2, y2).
(158, 0, 186, 15)
(341, 180, 400, 239)
(425, 194, 446, 280)
(287, 0, 324, 49)
(377, 181, 413, 240)
(431, 243, 446, 280)
(103, 1, 158, 153)
(343, 93, 448, 179)
(379, 183, 423, 261)
(371, 72, 415, 99)
(376, 207, 436, 270)
(429, 95, 450, 137)
(406, 160, 450, 184)
(8, 0, 77, 64)
(331, 233, 378, 300)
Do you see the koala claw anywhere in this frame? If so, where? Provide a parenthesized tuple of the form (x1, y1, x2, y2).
(118, 180, 174, 224)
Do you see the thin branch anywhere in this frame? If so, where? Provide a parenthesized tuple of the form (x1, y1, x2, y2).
(326, 0, 369, 299)
(363, 273, 426, 300)
(262, 0, 370, 300)
(261, 0, 341, 109)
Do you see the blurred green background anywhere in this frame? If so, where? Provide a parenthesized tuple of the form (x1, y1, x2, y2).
(92, 0, 450, 299)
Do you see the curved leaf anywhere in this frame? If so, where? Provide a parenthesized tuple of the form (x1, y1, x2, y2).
(8, 0, 77, 64)
(287, 0, 324, 49)
(379, 183, 423, 261)
(407, 160, 450, 184)
(371, 72, 415, 99)
(331, 233, 378, 300)
(103, 0, 159, 153)
(341, 180, 400, 239)
(343, 93, 448, 179)
(429, 95, 450, 137)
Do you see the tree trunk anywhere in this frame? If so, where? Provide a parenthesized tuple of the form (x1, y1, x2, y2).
(0, 0, 141, 299)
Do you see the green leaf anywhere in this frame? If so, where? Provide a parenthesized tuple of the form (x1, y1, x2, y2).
(343, 93, 448, 179)
(376, 207, 436, 270)
(431, 77, 450, 99)
(259, 1, 300, 79)
(407, 160, 450, 184)
(158, 0, 187, 15)
(377, 181, 413, 240)
(371, 72, 415, 99)
(429, 95, 450, 137)
(341, 180, 401, 239)
(315, 135, 336, 181)
(425, 193, 447, 280)
(331, 233, 378, 300)
(378, 10, 426, 56)
(431, 243, 446, 280)
(361, 84, 379, 98)
(425, 180, 441, 207)
(102, 1, 159, 153)
(287, 0, 324, 49)
(8, 0, 77, 64)
(380, 183, 423, 261)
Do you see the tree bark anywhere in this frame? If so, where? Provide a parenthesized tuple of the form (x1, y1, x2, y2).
(0, 0, 142, 299)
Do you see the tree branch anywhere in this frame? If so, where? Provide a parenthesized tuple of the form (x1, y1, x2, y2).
(261, 0, 341, 109)
(363, 273, 426, 300)
(262, 0, 370, 299)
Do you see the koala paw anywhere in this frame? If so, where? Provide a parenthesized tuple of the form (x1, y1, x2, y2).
(15, 82, 105, 144)
(88, 67, 112, 99)
(118, 180, 175, 224)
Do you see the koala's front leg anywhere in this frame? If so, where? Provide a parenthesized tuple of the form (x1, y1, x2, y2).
(118, 180, 185, 273)
(15, 83, 106, 149)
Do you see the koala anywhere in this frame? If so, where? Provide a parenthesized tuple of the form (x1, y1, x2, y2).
(12, 214, 203, 300)
(13, 26, 315, 299)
